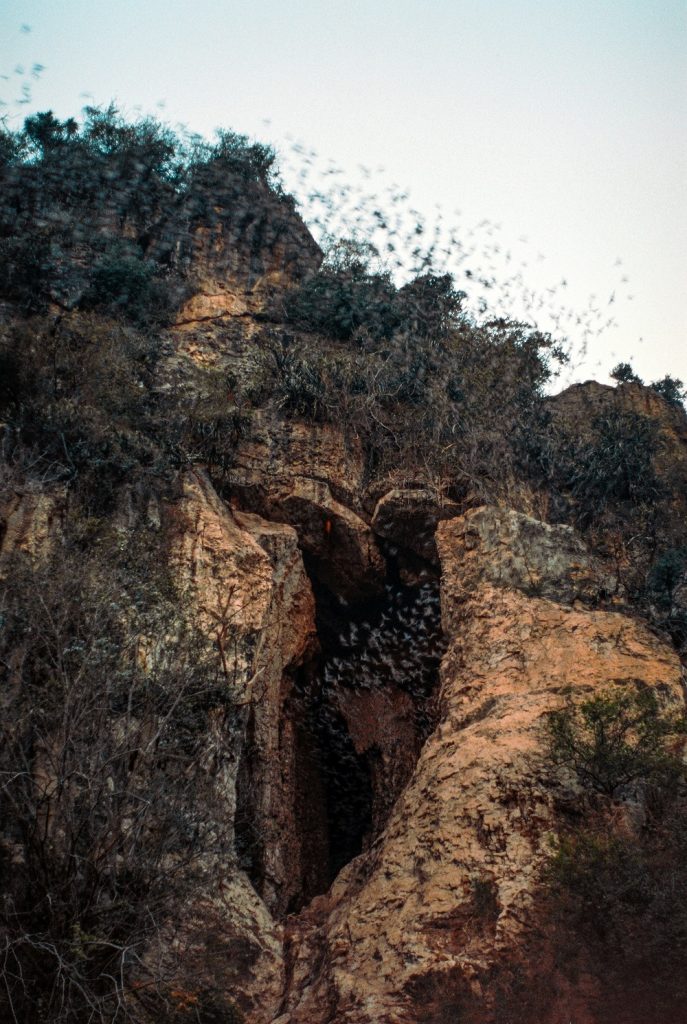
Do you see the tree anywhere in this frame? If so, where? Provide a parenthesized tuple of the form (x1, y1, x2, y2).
(23, 111, 78, 156)
(610, 361, 642, 385)
(650, 375, 686, 408)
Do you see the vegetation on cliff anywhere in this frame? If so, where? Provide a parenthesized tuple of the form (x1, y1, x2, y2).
(1, 107, 686, 1023)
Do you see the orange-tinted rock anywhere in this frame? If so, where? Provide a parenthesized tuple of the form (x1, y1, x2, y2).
(279, 507, 684, 1024)
(230, 417, 385, 600)
(165, 469, 318, 1020)
(0, 487, 65, 562)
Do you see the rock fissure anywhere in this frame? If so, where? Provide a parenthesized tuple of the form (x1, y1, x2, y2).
(235, 542, 446, 921)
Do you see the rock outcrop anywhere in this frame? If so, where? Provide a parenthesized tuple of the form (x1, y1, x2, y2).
(276, 507, 684, 1024)
(3, 127, 687, 1024)
(163, 470, 318, 1020)
(0, 486, 64, 562)
(229, 416, 386, 600)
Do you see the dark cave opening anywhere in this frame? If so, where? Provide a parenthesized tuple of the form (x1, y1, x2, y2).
(294, 547, 446, 897)
(235, 543, 446, 914)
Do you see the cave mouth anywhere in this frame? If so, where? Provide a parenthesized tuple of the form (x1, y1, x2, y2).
(290, 551, 446, 904)
(234, 547, 446, 915)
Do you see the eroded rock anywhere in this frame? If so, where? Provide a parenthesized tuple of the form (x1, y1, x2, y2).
(438, 505, 617, 617)
(278, 508, 684, 1024)
(0, 487, 65, 562)
(371, 488, 461, 565)
(230, 418, 385, 600)
(164, 470, 318, 1019)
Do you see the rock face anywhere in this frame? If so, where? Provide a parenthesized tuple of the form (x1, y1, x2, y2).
(165, 470, 317, 1020)
(172, 471, 320, 907)
(277, 507, 684, 1024)
(3, 437, 686, 1023)
(441, 506, 617, 606)
(229, 416, 386, 600)
(167, 174, 322, 330)
(0, 486, 64, 562)
(4, 124, 687, 1024)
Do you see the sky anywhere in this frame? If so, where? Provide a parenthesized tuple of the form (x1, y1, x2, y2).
(1, 0, 685, 387)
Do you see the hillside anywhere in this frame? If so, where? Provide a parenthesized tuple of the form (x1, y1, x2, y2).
(1, 109, 687, 1024)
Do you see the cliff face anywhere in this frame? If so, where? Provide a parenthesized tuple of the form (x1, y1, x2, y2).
(2, 133, 687, 1024)
(9, 461, 682, 1023)
(277, 509, 684, 1024)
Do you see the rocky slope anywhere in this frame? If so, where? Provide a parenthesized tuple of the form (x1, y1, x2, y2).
(1, 115, 686, 1024)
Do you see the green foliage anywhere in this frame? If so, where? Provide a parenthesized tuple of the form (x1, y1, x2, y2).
(268, 339, 331, 420)
(395, 272, 465, 346)
(545, 688, 685, 796)
(650, 374, 686, 408)
(286, 248, 400, 342)
(80, 244, 175, 326)
(23, 109, 79, 154)
(0, 315, 162, 513)
(609, 365, 685, 408)
(165, 368, 252, 473)
(549, 829, 647, 915)
(544, 809, 687, 1013)
(552, 410, 662, 525)
(610, 361, 642, 384)
(268, 291, 565, 501)
(538, 684, 687, 1018)
(211, 128, 277, 184)
(287, 240, 466, 348)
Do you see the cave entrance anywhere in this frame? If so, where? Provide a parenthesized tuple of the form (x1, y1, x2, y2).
(291, 554, 445, 903)
(235, 548, 445, 916)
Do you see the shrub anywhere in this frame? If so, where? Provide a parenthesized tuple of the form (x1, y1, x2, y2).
(0, 535, 239, 1023)
(80, 245, 175, 326)
(610, 361, 642, 384)
(286, 262, 399, 342)
(551, 410, 662, 526)
(543, 809, 687, 1016)
(650, 374, 686, 408)
(0, 314, 164, 513)
(544, 687, 685, 797)
(394, 273, 465, 347)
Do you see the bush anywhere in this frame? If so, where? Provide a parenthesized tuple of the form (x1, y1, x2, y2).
(545, 687, 685, 797)
(543, 808, 687, 1017)
(286, 261, 400, 342)
(80, 246, 175, 326)
(0, 535, 239, 1023)
(550, 410, 662, 527)
(650, 374, 686, 408)
(537, 685, 687, 1020)
(0, 315, 163, 514)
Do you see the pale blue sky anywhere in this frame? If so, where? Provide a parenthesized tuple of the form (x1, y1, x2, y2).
(2, 1, 685, 384)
